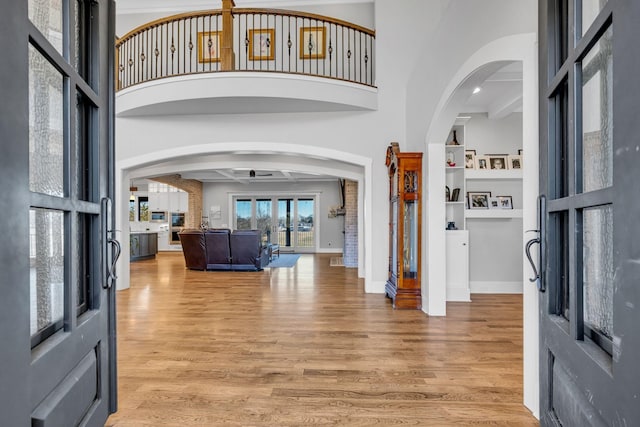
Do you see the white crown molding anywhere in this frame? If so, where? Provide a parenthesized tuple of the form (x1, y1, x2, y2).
(116, 0, 373, 15)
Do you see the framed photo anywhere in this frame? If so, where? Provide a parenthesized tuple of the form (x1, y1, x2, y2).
(488, 197, 500, 209)
(508, 155, 522, 169)
(300, 26, 326, 59)
(488, 155, 508, 170)
(476, 155, 490, 170)
(496, 195, 513, 209)
(468, 191, 491, 209)
(198, 31, 221, 63)
(465, 150, 476, 169)
(249, 28, 275, 61)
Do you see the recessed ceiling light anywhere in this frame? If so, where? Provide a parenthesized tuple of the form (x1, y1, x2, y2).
(473, 87, 482, 94)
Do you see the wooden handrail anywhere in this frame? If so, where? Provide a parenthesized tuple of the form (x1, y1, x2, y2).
(116, 7, 375, 46)
(233, 8, 376, 37)
(116, 9, 224, 45)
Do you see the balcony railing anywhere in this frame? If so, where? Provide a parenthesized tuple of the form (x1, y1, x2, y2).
(115, 2, 376, 91)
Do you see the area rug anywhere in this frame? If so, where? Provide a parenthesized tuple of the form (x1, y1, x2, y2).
(329, 256, 344, 267)
(266, 254, 300, 268)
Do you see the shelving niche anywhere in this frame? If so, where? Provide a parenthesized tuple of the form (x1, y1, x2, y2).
(443, 113, 524, 301)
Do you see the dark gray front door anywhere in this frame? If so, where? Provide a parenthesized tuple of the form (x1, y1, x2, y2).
(538, 0, 640, 424)
(0, 1, 118, 425)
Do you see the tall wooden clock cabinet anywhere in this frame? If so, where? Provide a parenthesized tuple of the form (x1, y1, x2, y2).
(385, 142, 423, 309)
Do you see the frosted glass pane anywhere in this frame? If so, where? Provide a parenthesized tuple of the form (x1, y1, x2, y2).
(29, 45, 64, 197)
(582, 0, 607, 36)
(582, 27, 613, 193)
(28, 0, 64, 54)
(583, 205, 613, 340)
(30, 209, 65, 337)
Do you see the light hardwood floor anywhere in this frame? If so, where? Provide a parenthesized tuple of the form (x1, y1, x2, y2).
(106, 252, 537, 426)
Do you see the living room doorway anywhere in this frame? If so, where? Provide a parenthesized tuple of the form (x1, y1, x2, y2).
(233, 195, 317, 253)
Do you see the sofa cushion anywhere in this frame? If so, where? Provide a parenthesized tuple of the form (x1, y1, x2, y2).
(204, 229, 231, 270)
(230, 230, 266, 270)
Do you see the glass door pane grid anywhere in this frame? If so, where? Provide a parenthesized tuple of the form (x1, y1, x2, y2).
(28, 4, 101, 348)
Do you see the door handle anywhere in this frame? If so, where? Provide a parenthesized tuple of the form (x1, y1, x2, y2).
(525, 232, 540, 284)
(106, 235, 121, 288)
(524, 195, 546, 293)
(101, 197, 122, 289)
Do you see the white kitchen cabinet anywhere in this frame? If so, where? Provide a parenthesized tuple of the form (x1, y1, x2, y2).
(446, 230, 470, 301)
(148, 192, 169, 211)
(168, 191, 188, 212)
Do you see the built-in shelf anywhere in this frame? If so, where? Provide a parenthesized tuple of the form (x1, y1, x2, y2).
(465, 209, 523, 219)
(446, 166, 464, 171)
(465, 169, 523, 180)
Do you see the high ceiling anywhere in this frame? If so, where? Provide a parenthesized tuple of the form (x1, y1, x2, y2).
(115, 0, 373, 15)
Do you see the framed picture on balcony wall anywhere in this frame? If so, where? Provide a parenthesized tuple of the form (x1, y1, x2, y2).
(249, 29, 275, 61)
(198, 31, 221, 63)
(299, 26, 326, 59)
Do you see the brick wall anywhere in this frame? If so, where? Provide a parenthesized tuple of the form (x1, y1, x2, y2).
(150, 175, 203, 229)
(343, 180, 358, 268)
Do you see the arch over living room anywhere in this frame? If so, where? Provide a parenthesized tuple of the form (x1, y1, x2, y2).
(115, 141, 373, 293)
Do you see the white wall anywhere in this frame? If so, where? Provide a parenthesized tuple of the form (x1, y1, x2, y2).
(202, 180, 344, 251)
(465, 113, 523, 288)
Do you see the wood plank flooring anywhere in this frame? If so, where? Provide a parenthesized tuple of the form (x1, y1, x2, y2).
(106, 252, 537, 426)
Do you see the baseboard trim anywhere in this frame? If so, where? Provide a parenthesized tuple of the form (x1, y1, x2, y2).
(470, 281, 523, 294)
(446, 287, 471, 302)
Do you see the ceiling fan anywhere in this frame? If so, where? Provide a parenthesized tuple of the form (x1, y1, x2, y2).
(249, 169, 273, 178)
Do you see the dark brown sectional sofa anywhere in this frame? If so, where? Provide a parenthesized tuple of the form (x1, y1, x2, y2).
(178, 229, 269, 271)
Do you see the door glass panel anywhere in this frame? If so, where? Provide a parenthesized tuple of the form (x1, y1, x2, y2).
(552, 80, 569, 199)
(278, 199, 293, 248)
(256, 199, 272, 244)
(30, 209, 65, 341)
(582, 205, 613, 341)
(76, 93, 96, 202)
(554, 0, 569, 71)
(297, 199, 314, 248)
(582, 26, 613, 193)
(77, 214, 91, 316)
(29, 45, 64, 197)
(235, 199, 252, 230)
(28, 0, 64, 54)
(550, 212, 570, 319)
(582, 0, 607, 36)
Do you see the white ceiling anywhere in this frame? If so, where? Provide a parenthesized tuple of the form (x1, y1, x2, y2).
(458, 61, 523, 119)
(115, 0, 373, 15)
